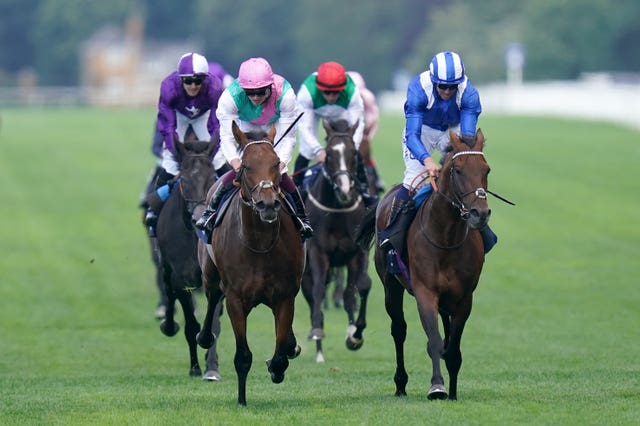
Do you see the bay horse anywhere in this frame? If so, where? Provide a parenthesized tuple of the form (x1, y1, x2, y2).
(197, 122, 304, 406)
(357, 129, 490, 400)
(155, 139, 217, 377)
(301, 119, 372, 363)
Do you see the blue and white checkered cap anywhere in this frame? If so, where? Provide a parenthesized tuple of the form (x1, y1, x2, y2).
(429, 51, 465, 85)
(177, 53, 209, 77)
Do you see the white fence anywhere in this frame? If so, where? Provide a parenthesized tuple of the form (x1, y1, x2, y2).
(379, 78, 640, 130)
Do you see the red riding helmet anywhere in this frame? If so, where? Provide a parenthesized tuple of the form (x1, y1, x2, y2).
(316, 62, 347, 91)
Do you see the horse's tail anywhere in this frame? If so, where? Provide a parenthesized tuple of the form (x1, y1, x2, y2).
(355, 206, 377, 250)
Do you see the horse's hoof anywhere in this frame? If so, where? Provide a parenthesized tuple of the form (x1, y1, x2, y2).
(315, 351, 325, 364)
(288, 345, 302, 359)
(189, 365, 202, 377)
(160, 319, 180, 337)
(196, 331, 215, 349)
(308, 328, 325, 340)
(265, 359, 285, 384)
(427, 384, 448, 400)
(345, 324, 363, 351)
(202, 370, 222, 381)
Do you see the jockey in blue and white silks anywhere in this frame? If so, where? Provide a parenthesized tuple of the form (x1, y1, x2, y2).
(379, 51, 496, 254)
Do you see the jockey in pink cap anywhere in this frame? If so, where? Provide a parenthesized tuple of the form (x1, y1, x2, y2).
(195, 57, 313, 239)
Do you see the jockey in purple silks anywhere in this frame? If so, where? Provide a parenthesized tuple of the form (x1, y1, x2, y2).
(195, 57, 313, 239)
(378, 51, 498, 254)
(143, 52, 224, 227)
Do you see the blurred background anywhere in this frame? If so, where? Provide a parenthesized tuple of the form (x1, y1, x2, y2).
(1, 0, 639, 127)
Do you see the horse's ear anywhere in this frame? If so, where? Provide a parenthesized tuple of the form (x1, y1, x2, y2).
(475, 129, 485, 150)
(174, 137, 185, 162)
(449, 129, 463, 151)
(322, 119, 332, 135)
(232, 121, 248, 149)
(268, 124, 276, 144)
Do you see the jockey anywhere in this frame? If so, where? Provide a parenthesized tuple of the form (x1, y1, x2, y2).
(347, 70, 385, 194)
(293, 61, 376, 206)
(143, 52, 224, 227)
(378, 51, 497, 253)
(195, 57, 313, 239)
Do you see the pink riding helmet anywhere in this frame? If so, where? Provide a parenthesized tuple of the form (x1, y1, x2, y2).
(238, 57, 274, 89)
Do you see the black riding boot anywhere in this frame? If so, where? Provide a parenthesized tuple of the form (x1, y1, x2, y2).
(292, 155, 310, 187)
(378, 198, 416, 251)
(143, 169, 175, 228)
(289, 187, 313, 239)
(356, 153, 377, 207)
(195, 183, 230, 231)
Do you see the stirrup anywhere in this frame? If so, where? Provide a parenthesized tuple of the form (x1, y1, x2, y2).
(144, 210, 158, 226)
(195, 209, 215, 231)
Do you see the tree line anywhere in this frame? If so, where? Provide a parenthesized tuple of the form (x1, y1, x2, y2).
(1, 0, 638, 92)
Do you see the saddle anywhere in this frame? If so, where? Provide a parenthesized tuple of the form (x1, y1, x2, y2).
(195, 187, 240, 244)
(385, 184, 435, 295)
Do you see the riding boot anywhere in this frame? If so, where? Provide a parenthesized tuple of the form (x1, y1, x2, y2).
(143, 169, 175, 228)
(479, 225, 498, 253)
(292, 155, 310, 187)
(356, 153, 377, 207)
(378, 198, 416, 251)
(288, 187, 314, 239)
(195, 183, 230, 231)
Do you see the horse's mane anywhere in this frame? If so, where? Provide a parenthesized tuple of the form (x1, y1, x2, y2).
(183, 140, 215, 154)
(243, 129, 270, 141)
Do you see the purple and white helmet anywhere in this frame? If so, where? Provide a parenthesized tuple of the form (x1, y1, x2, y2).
(429, 51, 465, 85)
(238, 57, 274, 89)
(177, 53, 209, 77)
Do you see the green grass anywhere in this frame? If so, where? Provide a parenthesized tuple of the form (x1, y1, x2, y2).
(1, 108, 638, 425)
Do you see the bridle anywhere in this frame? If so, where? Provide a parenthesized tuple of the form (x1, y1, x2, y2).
(419, 151, 488, 249)
(236, 140, 282, 214)
(308, 132, 362, 213)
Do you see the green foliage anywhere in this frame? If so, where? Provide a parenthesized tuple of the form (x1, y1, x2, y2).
(2, 0, 640, 88)
(0, 108, 639, 424)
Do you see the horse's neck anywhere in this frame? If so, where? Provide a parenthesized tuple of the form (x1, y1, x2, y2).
(420, 190, 466, 239)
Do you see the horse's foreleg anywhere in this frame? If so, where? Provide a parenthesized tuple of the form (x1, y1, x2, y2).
(346, 254, 372, 350)
(383, 278, 408, 396)
(267, 297, 298, 383)
(226, 296, 252, 406)
(442, 295, 472, 401)
(159, 269, 180, 337)
(204, 298, 224, 381)
(415, 288, 448, 400)
(196, 259, 221, 349)
(178, 291, 202, 377)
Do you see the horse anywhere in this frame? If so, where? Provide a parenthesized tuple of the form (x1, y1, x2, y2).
(301, 119, 372, 363)
(357, 129, 490, 400)
(197, 121, 305, 406)
(154, 138, 217, 377)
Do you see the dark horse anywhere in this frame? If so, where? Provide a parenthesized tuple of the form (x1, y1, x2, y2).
(155, 139, 216, 377)
(197, 122, 304, 406)
(358, 129, 490, 400)
(302, 119, 372, 363)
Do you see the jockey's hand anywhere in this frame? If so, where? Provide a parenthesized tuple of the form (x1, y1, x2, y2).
(423, 157, 439, 178)
(315, 149, 326, 163)
(230, 158, 241, 172)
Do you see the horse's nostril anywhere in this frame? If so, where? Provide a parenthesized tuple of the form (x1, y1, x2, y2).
(255, 201, 265, 211)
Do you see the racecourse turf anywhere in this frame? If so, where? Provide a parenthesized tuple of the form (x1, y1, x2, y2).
(0, 108, 638, 425)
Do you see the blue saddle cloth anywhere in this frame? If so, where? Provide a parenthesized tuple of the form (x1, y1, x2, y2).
(302, 164, 322, 192)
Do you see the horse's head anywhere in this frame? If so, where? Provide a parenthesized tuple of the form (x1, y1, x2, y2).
(438, 129, 491, 229)
(321, 119, 358, 205)
(175, 139, 217, 223)
(233, 121, 282, 223)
